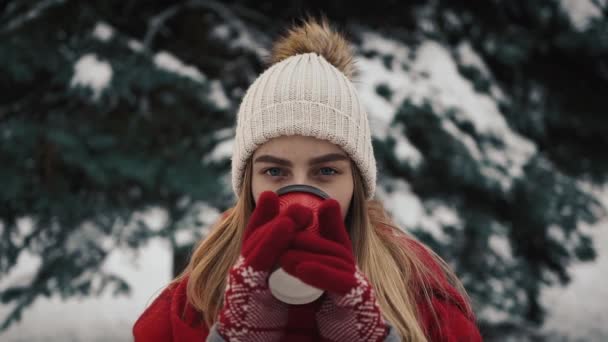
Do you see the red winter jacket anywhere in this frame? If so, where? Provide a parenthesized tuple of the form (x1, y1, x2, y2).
(133, 228, 482, 341)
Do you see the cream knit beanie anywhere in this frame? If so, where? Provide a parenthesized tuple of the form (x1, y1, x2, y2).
(231, 18, 377, 199)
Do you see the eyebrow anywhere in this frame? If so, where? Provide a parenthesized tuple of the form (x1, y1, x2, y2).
(253, 153, 349, 167)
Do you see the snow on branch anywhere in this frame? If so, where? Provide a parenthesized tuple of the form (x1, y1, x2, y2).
(92, 21, 114, 42)
(153, 51, 205, 83)
(70, 54, 113, 101)
(358, 30, 537, 192)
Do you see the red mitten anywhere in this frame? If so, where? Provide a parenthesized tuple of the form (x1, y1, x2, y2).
(280, 199, 389, 342)
(217, 191, 312, 341)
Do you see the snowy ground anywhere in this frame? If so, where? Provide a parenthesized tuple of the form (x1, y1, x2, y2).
(0, 238, 173, 342)
(540, 186, 608, 342)
(541, 224, 608, 341)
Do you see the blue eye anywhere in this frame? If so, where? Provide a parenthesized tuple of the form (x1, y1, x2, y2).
(320, 167, 337, 176)
(265, 167, 283, 177)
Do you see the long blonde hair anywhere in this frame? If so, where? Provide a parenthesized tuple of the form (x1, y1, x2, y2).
(175, 160, 474, 341)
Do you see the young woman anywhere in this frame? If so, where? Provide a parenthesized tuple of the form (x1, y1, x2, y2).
(133, 17, 482, 342)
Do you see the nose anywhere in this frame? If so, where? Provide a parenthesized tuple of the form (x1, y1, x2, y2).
(290, 172, 314, 188)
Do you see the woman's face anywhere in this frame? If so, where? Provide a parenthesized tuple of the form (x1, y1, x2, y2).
(251, 135, 354, 221)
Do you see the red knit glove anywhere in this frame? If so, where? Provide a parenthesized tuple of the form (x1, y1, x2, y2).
(280, 199, 389, 342)
(217, 191, 312, 341)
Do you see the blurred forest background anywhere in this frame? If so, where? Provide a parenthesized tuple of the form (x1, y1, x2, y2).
(1, 0, 607, 341)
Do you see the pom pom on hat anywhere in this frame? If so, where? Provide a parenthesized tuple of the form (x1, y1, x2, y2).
(270, 16, 357, 80)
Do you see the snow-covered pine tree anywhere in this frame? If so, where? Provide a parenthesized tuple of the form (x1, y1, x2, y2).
(1, 1, 606, 339)
(350, 1, 607, 338)
(0, 0, 243, 330)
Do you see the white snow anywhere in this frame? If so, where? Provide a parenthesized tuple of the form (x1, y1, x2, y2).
(196, 203, 221, 227)
(212, 127, 235, 140)
(455, 41, 491, 78)
(355, 34, 423, 168)
(377, 178, 424, 228)
(65, 221, 114, 254)
(440, 118, 483, 161)
(547, 224, 567, 244)
(356, 31, 413, 128)
(479, 305, 512, 324)
(203, 128, 235, 164)
(204, 138, 233, 164)
(488, 222, 513, 261)
(174, 202, 220, 247)
(154, 51, 205, 83)
(209, 80, 230, 110)
(131, 206, 169, 232)
(128, 39, 144, 52)
(10, 217, 34, 246)
(209, 23, 267, 57)
(357, 31, 537, 192)
(412, 41, 536, 166)
(561, 0, 604, 30)
(92, 21, 114, 42)
(418, 203, 461, 243)
(210, 24, 231, 40)
(70, 54, 113, 100)
(0, 238, 172, 342)
(427, 203, 461, 228)
(454, 41, 507, 103)
(376, 178, 459, 243)
(174, 229, 196, 248)
(391, 125, 423, 167)
(0, 251, 41, 291)
(541, 185, 608, 341)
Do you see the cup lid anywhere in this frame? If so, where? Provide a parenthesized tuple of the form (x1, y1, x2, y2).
(276, 184, 329, 199)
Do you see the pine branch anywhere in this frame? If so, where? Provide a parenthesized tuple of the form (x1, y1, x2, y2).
(142, 3, 182, 50)
(142, 0, 270, 56)
(0, 290, 36, 331)
(0, 0, 66, 34)
(231, 4, 274, 28)
(193, 0, 271, 49)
